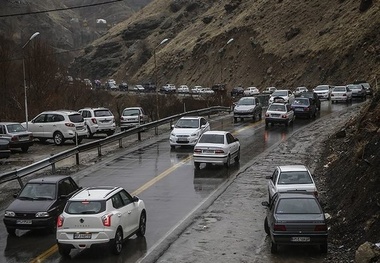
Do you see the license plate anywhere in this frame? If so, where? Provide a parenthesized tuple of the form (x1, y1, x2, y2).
(295, 108, 303, 111)
(291, 237, 310, 242)
(74, 233, 92, 239)
(271, 114, 280, 117)
(203, 150, 214, 153)
(177, 138, 188, 142)
(16, 220, 32, 225)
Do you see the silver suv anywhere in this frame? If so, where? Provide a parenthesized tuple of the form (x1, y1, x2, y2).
(120, 107, 148, 131)
(78, 108, 116, 138)
(22, 110, 87, 145)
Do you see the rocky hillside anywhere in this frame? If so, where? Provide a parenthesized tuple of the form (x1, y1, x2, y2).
(69, 0, 379, 90)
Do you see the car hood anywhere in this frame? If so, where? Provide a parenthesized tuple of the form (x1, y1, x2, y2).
(172, 128, 199, 135)
(314, 90, 328, 93)
(234, 105, 255, 111)
(6, 198, 55, 212)
(275, 213, 325, 222)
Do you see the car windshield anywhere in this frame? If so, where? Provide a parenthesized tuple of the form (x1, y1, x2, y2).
(300, 93, 313, 98)
(94, 110, 112, 117)
(66, 201, 105, 214)
(292, 99, 309, 106)
(199, 134, 224, 144)
(276, 198, 322, 214)
(237, 98, 255, 105)
(277, 171, 313, 184)
(268, 104, 286, 112)
(123, 109, 140, 116)
(314, 86, 328, 91)
(6, 124, 27, 132)
(347, 85, 360, 90)
(19, 183, 56, 200)
(272, 91, 288, 96)
(175, 119, 200, 128)
(333, 87, 346, 92)
(68, 113, 84, 123)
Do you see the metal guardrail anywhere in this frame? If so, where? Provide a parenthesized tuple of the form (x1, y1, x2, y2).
(0, 106, 231, 187)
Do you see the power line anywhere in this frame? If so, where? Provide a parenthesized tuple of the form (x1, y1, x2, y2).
(0, 0, 123, 18)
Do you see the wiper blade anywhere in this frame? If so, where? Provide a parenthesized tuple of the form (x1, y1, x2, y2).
(18, 196, 34, 200)
(35, 196, 54, 200)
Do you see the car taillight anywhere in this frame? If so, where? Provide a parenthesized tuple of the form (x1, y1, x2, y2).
(65, 123, 75, 127)
(304, 107, 310, 112)
(91, 118, 97, 124)
(314, 224, 327, 231)
(102, 214, 113, 227)
(194, 149, 202, 154)
(57, 215, 64, 227)
(274, 224, 286, 231)
(215, 149, 225, 154)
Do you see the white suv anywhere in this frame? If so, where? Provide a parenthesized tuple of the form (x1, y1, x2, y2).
(56, 186, 146, 257)
(120, 107, 149, 131)
(22, 110, 87, 145)
(78, 108, 116, 138)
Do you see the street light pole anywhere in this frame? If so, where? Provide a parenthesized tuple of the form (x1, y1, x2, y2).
(154, 38, 169, 121)
(219, 38, 234, 84)
(22, 32, 40, 129)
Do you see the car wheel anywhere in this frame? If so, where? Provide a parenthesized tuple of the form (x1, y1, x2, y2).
(87, 125, 94, 138)
(6, 227, 16, 236)
(58, 243, 71, 258)
(233, 117, 238, 123)
(110, 228, 123, 255)
(271, 242, 278, 254)
(264, 217, 270, 235)
(136, 211, 147, 237)
(170, 145, 175, 150)
(320, 243, 328, 253)
(21, 146, 29, 153)
(234, 149, 240, 163)
(106, 131, 115, 136)
(259, 112, 262, 120)
(224, 155, 231, 168)
(53, 131, 65, 146)
(194, 162, 200, 169)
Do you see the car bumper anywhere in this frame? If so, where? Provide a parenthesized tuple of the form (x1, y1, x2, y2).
(272, 233, 328, 245)
(193, 154, 228, 164)
(234, 113, 254, 118)
(3, 216, 55, 230)
(57, 229, 115, 249)
(265, 118, 289, 124)
(315, 93, 329, 99)
(331, 96, 349, 101)
(170, 137, 198, 146)
(9, 141, 34, 149)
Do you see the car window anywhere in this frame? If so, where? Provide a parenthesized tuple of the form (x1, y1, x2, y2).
(226, 133, 235, 144)
(333, 87, 346, 92)
(200, 118, 207, 126)
(272, 91, 288, 96)
(58, 178, 78, 196)
(176, 119, 199, 128)
(119, 190, 133, 206)
(276, 198, 321, 214)
(268, 104, 286, 112)
(277, 171, 313, 184)
(51, 114, 64, 122)
(0, 125, 4, 134)
(6, 123, 27, 132)
(199, 134, 224, 144)
(293, 99, 309, 105)
(68, 113, 84, 123)
(272, 168, 279, 184)
(123, 109, 140, 116)
(111, 193, 124, 209)
(94, 109, 112, 117)
(34, 114, 46, 123)
(237, 98, 255, 105)
(66, 200, 105, 214)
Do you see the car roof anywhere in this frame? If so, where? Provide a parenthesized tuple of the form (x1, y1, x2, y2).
(123, 107, 142, 110)
(278, 165, 309, 172)
(179, 116, 203, 120)
(71, 186, 121, 200)
(79, 107, 110, 111)
(203, 131, 227, 135)
(27, 175, 72, 184)
(40, 110, 80, 115)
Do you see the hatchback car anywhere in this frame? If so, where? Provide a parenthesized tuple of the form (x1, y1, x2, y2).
(346, 84, 366, 100)
(265, 165, 318, 202)
(169, 116, 210, 149)
(291, 98, 317, 119)
(193, 131, 240, 169)
(79, 108, 116, 138)
(56, 186, 146, 257)
(243, 87, 260, 96)
(133, 85, 145, 92)
(3, 175, 80, 235)
(313, 85, 332, 100)
(120, 107, 149, 131)
(262, 192, 328, 254)
(22, 110, 87, 145)
(233, 96, 263, 123)
(331, 85, 352, 103)
(265, 101, 295, 127)
(0, 122, 33, 152)
(268, 90, 295, 104)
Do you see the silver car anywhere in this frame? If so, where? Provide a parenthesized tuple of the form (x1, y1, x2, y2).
(0, 122, 34, 152)
(313, 85, 332, 100)
(120, 107, 148, 131)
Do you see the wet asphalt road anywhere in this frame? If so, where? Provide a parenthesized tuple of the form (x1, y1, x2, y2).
(0, 100, 361, 263)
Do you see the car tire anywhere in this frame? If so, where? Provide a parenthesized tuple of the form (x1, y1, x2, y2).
(170, 145, 175, 150)
(53, 131, 65, 146)
(110, 228, 123, 255)
(264, 217, 270, 235)
(233, 117, 238, 123)
(6, 227, 16, 236)
(136, 211, 147, 237)
(87, 125, 94, 138)
(224, 155, 231, 168)
(259, 112, 262, 120)
(58, 243, 71, 258)
(194, 162, 200, 169)
(21, 146, 29, 153)
(271, 242, 278, 254)
(234, 149, 240, 163)
(106, 131, 115, 136)
(320, 243, 328, 253)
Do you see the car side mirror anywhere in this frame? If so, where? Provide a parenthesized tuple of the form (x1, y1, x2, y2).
(201, 125, 206, 128)
(13, 193, 19, 198)
(132, 196, 139, 202)
(265, 175, 272, 179)
(171, 124, 174, 130)
(235, 138, 239, 142)
(262, 201, 269, 207)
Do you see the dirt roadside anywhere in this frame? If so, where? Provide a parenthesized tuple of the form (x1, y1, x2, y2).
(140, 103, 365, 263)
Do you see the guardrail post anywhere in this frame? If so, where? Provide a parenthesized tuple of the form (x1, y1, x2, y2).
(138, 131, 141, 141)
(119, 138, 123, 148)
(16, 177, 24, 188)
(52, 162, 56, 174)
(98, 145, 102, 156)
(155, 126, 158, 135)
(76, 153, 80, 165)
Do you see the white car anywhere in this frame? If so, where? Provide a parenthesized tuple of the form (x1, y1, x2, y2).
(262, 87, 276, 94)
(177, 85, 190, 93)
(200, 88, 215, 94)
(268, 89, 295, 104)
(265, 102, 295, 127)
(22, 110, 87, 145)
(79, 108, 116, 138)
(331, 85, 352, 103)
(56, 186, 146, 257)
(191, 86, 203, 93)
(193, 131, 240, 169)
(170, 116, 210, 149)
(120, 107, 149, 131)
(294, 86, 308, 96)
(265, 165, 318, 202)
(243, 87, 260, 96)
(313, 85, 332, 100)
(133, 85, 145, 92)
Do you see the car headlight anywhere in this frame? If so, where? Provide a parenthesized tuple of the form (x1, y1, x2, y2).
(5, 211, 15, 217)
(191, 132, 199, 137)
(170, 132, 176, 137)
(36, 212, 50, 217)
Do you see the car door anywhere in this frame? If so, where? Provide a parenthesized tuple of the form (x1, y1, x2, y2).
(29, 113, 47, 137)
(226, 133, 239, 158)
(286, 104, 294, 121)
(44, 114, 64, 137)
(118, 190, 140, 235)
(200, 118, 210, 134)
(268, 168, 279, 199)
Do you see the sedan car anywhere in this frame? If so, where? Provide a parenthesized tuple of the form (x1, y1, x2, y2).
(262, 87, 276, 94)
(169, 116, 210, 149)
(177, 85, 190, 93)
(262, 192, 328, 254)
(313, 85, 332, 100)
(243, 87, 260, 96)
(268, 90, 295, 104)
(265, 165, 318, 202)
(291, 98, 317, 119)
(346, 84, 366, 100)
(3, 175, 81, 235)
(0, 122, 34, 152)
(0, 138, 11, 159)
(230, 86, 244, 97)
(233, 96, 262, 123)
(193, 131, 240, 169)
(265, 101, 295, 127)
(331, 85, 352, 103)
(300, 92, 321, 111)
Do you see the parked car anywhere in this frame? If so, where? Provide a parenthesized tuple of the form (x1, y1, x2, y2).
(161, 84, 176, 93)
(133, 85, 145, 92)
(230, 86, 244, 97)
(0, 138, 11, 159)
(119, 82, 128, 91)
(291, 97, 317, 119)
(120, 107, 149, 131)
(22, 110, 87, 146)
(268, 90, 295, 104)
(200, 88, 214, 94)
(300, 92, 321, 111)
(346, 84, 366, 100)
(265, 101, 295, 127)
(331, 85, 352, 103)
(3, 175, 81, 235)
(294, 86, 308, 97)
(177, 85, 190, 93)
(262, 87, 277, 94)
(170, 116, 210, 149)
(313, 85, 332, 100)
(262, 192, 328, 254)
(191, 86, 203, 94)
(83, 79, 92, 88)
(56, 186, 146, 257)
(193, 131, 240, 169)
(233, 96, 263, 123)
(243, 87, 260, 96)
(265, 165, 318, 202)
(0, 122, 33, 152)
(78, 108, 116, 138)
